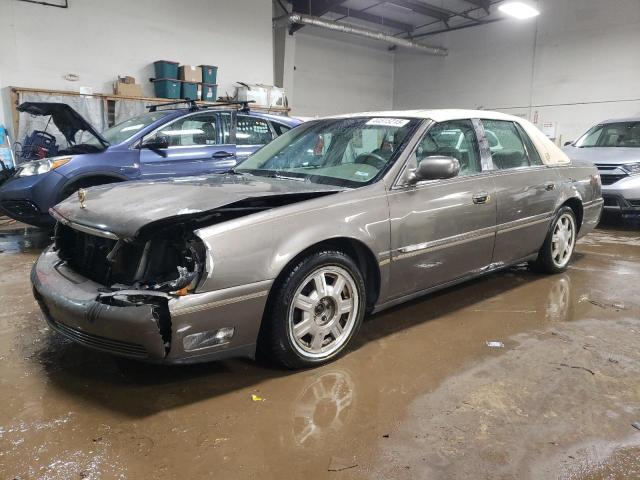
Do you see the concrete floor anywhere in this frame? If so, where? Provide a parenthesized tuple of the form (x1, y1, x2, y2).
(1, 215, 639, 479)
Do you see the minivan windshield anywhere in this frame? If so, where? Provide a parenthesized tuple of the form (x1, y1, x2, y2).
(575, 121, 640, 148)
(86, 111, 170, 146)
(235, 117, 420, 187)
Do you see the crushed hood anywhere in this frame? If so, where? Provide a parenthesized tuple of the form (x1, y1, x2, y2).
(17, 102, 109, 148)
(51, 173, 342, 238)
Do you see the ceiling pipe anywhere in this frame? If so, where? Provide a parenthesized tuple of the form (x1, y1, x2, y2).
(276, 13, 448, 56)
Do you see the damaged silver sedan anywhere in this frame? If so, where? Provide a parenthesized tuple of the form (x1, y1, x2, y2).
(32, 110, 604, 368)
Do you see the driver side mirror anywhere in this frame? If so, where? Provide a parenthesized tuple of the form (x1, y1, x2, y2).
(407, 156, 460, 184)
(564, 141, 573, 147)
(142, 134, 169, 151)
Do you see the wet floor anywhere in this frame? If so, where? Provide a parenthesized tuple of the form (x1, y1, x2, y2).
(1, 215, 639, 479)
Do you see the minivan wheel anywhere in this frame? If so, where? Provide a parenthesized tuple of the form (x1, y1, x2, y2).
(530, 206, 577, 274)
(260, 250, 366, 369)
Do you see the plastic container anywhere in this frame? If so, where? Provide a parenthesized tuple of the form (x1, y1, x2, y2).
(153, 60, 179, 79)
(200, 83, 218, 102)
(180, 81, 198, 100)
(199, 65, 218, 85)
(153, 78, 181, 99)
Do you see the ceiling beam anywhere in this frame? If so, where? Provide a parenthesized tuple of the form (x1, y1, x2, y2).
(384, 0, 450, 22)
(331, 5, 414, 32)
(462, 0, 491, 14)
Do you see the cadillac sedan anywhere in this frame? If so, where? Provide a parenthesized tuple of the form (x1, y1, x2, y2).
(32, 110, 603, 368)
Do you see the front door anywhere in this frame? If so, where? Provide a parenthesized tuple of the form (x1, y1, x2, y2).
(388, 119, 497, 298)
(140, 111, 237, 179)
(480, 119, 561, 263)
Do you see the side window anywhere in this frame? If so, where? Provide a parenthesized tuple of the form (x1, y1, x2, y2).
(482, 120, 529, 170)
(415, 119, 481, 176)
(271, 122, 291, 136)
(156, 113, 218, 147)
(236, 115, 273, 145)
(515, 124, 542, 165)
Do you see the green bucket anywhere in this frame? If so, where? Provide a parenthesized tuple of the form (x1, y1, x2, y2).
(153, 78, 181, 99)
(199, 65, 218, 85)
(153, 60, 179, 79)
(180, 81, 198, 100)
(201, 83, 218, 102)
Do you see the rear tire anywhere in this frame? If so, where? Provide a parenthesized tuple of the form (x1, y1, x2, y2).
(530, 206, 577, 274)
(259, 250, 366, 369)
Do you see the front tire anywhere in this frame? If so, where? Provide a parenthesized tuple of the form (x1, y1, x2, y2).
(259, 250, 366, 369)
(531, 206, 577, 274)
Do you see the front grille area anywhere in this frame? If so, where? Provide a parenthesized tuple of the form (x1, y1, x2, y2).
(595, 164, 629, 186)
(599, 174, 628, 185)
(603, 196, 619, 207)
(55, 223, 144, 286)
(629, 200, 640, 207)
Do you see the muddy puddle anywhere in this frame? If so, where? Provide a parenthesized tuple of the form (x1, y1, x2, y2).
(0, 216, 639, 479)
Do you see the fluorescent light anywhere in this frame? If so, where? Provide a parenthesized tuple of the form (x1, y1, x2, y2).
(498, 1, 540, 19)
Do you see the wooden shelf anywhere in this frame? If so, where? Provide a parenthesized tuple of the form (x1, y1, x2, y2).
(10, 86, 291, 134)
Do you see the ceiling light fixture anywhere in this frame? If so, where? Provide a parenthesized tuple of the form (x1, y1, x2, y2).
(498, 1, 540, 19)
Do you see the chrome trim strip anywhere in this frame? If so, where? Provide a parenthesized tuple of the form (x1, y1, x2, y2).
(495, 213, 552, 235)
(393, 226, 496, 261)
(50, 209, 119, 240)
(391, 212, 554, 261)
(171, 290, 269, 316)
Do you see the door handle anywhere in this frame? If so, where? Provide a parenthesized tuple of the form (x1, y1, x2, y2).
(211, 151, 233, 159)
(544, 182, 556, 191)
(472, 192, 490, 204)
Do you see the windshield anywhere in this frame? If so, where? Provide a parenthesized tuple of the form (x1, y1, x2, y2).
(235, 117, 420, 187)
(575, 121, 640, 148)
(86, 111, 170, 146)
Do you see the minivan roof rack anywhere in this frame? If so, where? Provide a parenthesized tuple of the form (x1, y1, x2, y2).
(146, 99, 255, 113)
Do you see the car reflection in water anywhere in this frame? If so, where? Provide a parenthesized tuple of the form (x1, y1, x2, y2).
(292, 369, 356, 446)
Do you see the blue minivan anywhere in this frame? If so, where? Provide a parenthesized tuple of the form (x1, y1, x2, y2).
(0, 102, 301, 227)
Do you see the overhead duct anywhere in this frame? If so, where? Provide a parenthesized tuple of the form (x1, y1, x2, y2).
(277, 13, 448, 56)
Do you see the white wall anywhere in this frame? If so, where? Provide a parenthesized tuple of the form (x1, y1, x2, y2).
(393, 0, 640, 142)
(289, 28, 394, 117)
(0, 0, 274, 137)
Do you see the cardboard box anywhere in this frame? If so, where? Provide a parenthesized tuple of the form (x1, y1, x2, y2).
(118, 75, 136, 84)
(179, 65, 202, 83)
(114, 82, 143, 97)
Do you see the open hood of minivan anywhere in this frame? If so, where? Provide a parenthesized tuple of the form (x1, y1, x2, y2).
(17, 102, 110, 148)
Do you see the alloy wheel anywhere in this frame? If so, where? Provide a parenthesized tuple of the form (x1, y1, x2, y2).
(551, 213, 576, 268)
(288, 266, 359, 359)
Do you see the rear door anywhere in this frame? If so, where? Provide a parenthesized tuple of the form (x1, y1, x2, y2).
(480, 119, 560, 264)
(387, 119, 497, 297)
(234, 114, 275, 161)
(139, 111, 236, 179)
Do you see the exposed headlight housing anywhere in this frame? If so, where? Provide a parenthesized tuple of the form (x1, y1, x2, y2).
(621, 162, 640, 175)
(17, 156, 72, 177)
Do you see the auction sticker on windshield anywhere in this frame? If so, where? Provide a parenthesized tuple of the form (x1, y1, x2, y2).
(366, 118, 410, 127)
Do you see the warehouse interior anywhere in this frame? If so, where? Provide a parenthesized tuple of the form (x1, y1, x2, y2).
(1, 0, 640, 478)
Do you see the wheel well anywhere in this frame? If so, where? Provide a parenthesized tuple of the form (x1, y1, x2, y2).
(562, 198, 584, 232)
(59, 175, 124, 202)
(268, 238, 381, 314)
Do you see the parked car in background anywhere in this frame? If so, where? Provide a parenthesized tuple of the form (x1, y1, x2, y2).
(0, 101, 301, 227)
(564, 117, 640, 213)
(32, 110, 603, 368)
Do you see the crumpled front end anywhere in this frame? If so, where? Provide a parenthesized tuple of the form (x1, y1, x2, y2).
(32, 219, 270, 363)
